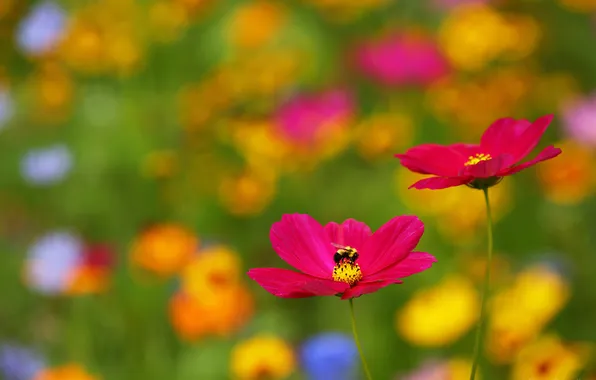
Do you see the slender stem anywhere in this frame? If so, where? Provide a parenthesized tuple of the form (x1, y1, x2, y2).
(470, 188, 494, 380)
(349, 299, 373, 380)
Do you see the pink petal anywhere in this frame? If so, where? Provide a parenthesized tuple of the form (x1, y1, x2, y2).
(480, 115, 554, 163)
(409, 176, 471, 190)
(340, 280, 400, 300)
(460, 153, 516, 178)
(396, 143, 480, 177)
(248, 268, 349, 298)
(324, 219, 372, 252)
(365, 252, 437, 282)
(500, 145, 562, 176)
(359, 216, 424, 275)
(270, 214, 335, 279)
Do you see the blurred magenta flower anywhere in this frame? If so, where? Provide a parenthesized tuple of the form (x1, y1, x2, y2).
(561, 94, 596, 147)
(248, 214, 436, 300)
(20, 144, 72, 186)
(16, 1, 66, 56)
(301, 333, 358, 380)
(352, 31, 450, 87)
(25, 231, 83, 295)
(0, 344, 45, 380)
(396, 115, 562, 190)
(275, 89, 354, 146)
(0, 87, 14, 130)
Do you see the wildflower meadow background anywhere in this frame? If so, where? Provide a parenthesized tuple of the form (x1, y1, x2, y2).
(1, 0, 596, 379)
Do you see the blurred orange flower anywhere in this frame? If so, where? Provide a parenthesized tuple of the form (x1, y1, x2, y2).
(537, 139, 595, 205)
(169, 286, 253, 341)
(34, 364, 98, 380)
(131, 224, 198, 277)
(230, 334, 296, 380)
(226, 1, 287, 49)
(218, 168, 277, 217)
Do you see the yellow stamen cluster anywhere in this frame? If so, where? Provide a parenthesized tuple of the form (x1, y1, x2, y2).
(465, 153, 492, 166)
(332, 261, 363, 285)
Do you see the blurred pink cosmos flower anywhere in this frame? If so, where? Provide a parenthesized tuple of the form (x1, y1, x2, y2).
(248, 214, 436, 300)
(275, 89, 354, 146)
(352, 31, 450, 87)
(561, 94, 596, 147)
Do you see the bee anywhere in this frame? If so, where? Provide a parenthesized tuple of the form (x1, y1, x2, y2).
(331, 243, 359, 264)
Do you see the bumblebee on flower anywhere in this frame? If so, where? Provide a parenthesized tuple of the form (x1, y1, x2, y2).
(248, 214, 436, 300)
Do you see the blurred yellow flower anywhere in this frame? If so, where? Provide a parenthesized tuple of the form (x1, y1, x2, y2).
(427, 67, 534, 138)
(439, 4, 539, 71)
(396, 167, 512, 243)
(181, 245, 241, 303)
(169, 286, 254, 341)
(487, 265, 570, 364)
(230, 335, 296, 380)
(512, 335, 589, 380)
(226, 1, 287, 49)
(355, 113, 414, 162)
(218, 169, 277, 217)
(396, 276, 479, 347)
(558, 0, 596, 12)
(226, 118, 290, 172)
(130, 224, 198, 277)
(59, 0, 144, 76)
(537, 139, 595, 205)
(178, 77, 232, 133)
(28, 61, 74, 124)
(34, 364, 98, 380)
(148, 1, 189, 43)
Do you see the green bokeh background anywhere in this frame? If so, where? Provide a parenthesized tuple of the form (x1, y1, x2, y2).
(1, 0, 596, 379)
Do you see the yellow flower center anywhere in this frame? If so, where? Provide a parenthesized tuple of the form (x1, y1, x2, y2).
(332, 260, 363, 285)
(465, 153, 492, 166)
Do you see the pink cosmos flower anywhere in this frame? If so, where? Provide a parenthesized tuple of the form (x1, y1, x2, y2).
(396, 115, 562, 190)
(275, 89, 354, 146)
(248, 214, 436, 300)
(352, 31, 450, 87)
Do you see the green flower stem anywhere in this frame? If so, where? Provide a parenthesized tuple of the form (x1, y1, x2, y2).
(470, 188, 494, 380)
(349, 298, 373, 380)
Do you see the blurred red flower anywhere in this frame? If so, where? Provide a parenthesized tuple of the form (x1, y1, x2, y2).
(395, 115, 562, 190)
(248, 214, 436, 300)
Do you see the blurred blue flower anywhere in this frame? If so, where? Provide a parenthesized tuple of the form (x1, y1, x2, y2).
(16, 1, 66, 55)
(300, 333, 358, 380)
(0, 343, 45, 380)
(21, 144, 73, 185)
(26, 231, 83, 294)
(0, 87, 14, 130)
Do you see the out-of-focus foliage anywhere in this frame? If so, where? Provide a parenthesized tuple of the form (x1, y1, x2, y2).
(1, 0, 596, 379)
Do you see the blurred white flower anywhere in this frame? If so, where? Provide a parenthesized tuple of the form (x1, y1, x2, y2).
(16, 1, 66, 56)
(0, 87, 14, 130)
(21, 144, 73, 185)
(25, 231, 83, 295)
